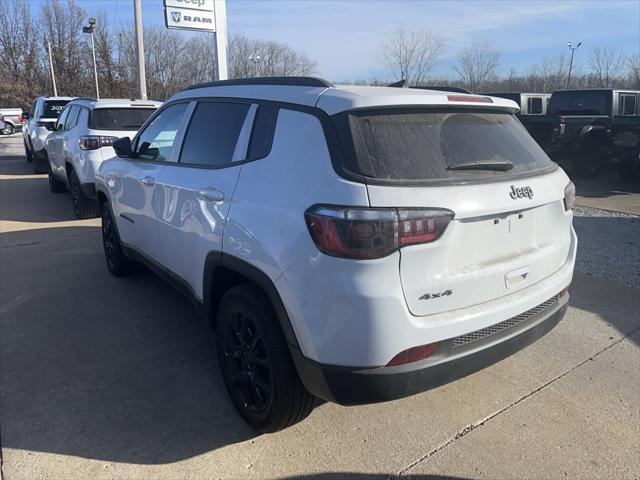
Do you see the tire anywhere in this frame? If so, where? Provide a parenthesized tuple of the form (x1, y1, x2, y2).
(48, 166, 66, 193)
(572, 145, 602, 179)
(101, 200, 137, 277)
(33, 152, 48, 174)
(69, 168, 98, 219)
(2, 123, 15, 135)
(24, 141, 33, 163)
(216, 284, 315, 432)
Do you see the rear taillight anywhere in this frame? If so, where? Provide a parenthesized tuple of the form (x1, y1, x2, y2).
(304, 206, 454, 259)
(447, 95, 493, 103)
(79, 136, 118, 150)
(387, 342, 439, 366)
(564, 182, 575, 211)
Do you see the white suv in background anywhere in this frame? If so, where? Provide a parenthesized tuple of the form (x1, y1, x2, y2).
(23, 96, 73, 173)
(45, 98, 161, 218)
(96, 78, 577, 432)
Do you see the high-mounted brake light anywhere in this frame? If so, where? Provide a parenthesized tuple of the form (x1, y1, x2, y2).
(447, 95, 493, 103)
(563, 182, 575, 211)
(305, 206, 454, 259)
(79, 135, 118, 150)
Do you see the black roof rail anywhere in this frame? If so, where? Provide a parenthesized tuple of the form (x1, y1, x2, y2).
(72, 96, 97, 102)
(182, 76, 334, 92)
(388, 79, 408, 88)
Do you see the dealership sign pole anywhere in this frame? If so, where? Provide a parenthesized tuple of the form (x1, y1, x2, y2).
(163, 0, 228, 81)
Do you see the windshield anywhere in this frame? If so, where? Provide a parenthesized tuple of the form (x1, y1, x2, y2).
(89, 108, 156, 131)
(42, 101, 69, 119)
(548, 91, 611, 116)
(333, 109, 555, 183)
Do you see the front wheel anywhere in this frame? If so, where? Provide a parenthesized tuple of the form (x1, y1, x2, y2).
(2, 124, 14, 135)
(69, 169, 98, 219)
(216, 284, 315, 432)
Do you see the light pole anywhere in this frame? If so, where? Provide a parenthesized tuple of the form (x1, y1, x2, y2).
(566, 41, 582, 90)
(82, 18, 100, 99)
(133, 0, 147, 99)
(249, 54, 261, 77)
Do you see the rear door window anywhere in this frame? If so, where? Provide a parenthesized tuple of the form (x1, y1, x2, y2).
(64, 106, 80, 130)
(55, 106, 71, 130)
(179, 101, 250, 167)
(90, 108, 157, 130)
(247, 104, 278, 159)
(527, 97, 543, 115)
(42, 100, 69, 119)
(333, 109, 556, 183)
(619, 94, 637, 116)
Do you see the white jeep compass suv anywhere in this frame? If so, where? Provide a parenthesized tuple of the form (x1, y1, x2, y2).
(95, 77, 577, 432)
(44, 98, 161, 218)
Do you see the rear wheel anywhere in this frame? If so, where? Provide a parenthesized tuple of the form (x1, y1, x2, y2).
(69, 169, 98, 219)
(24, 141, 33, 163)
(572, 143, 602, 178)
(101, 200, 137, 276)
(2, 123, 14, 135)
(33, 152, 48, 174)
(48, 165, 66, 193)
(216, 284, 315, 432)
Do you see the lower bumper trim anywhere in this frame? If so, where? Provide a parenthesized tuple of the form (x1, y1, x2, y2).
(292, 295, 568, 406)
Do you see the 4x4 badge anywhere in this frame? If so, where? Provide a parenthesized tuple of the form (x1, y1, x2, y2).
(419, 289, 453, 300)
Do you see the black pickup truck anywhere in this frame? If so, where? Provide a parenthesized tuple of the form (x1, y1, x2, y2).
(521, 89, 640, 177)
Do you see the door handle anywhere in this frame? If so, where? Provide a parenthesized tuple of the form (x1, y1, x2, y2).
(141, 175, 155, 187)
(197, 188, 224, 203)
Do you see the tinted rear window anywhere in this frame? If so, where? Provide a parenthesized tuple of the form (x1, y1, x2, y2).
(334, 109, 555, 182)
(548, 91, 611, 116)
(42, 101, 69, 118)
(89, 108, 156, 130)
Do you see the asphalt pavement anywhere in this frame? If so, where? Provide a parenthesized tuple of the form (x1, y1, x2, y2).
(0, 133, 638, 480)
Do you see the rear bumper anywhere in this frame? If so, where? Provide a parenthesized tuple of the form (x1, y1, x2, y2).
(294, 293, 568, 405)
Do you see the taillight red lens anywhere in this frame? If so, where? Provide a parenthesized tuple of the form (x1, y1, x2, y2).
(305, 206, 454, 259)
(447, 95, 493, 103)
(387, 342, 439, 366)
(79, 136, 118, 150)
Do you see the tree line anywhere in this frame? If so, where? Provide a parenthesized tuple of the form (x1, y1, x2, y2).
(0, 1, 638, 111)
(0, 0, 316, 109)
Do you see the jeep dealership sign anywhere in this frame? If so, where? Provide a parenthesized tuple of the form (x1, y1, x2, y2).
(164, 0, 216, 32)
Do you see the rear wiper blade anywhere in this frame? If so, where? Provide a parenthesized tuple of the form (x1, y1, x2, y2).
(447, 161, 514, 172)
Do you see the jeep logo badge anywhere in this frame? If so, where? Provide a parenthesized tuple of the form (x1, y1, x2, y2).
(509, 185, 533, 200)
(171, 11, 181, 22)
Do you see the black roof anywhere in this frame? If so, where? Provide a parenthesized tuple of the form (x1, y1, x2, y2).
(182, 76, 335, 91)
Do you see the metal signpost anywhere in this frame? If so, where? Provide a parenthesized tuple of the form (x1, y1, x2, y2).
(163, 0, 228, 80)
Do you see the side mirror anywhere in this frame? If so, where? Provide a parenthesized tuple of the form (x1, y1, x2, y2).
(113, 137, 133, 158)
(45, 122, 56, 131)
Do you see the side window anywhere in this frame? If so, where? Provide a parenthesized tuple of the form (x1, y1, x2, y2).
(76, 107, 89, 128)
(247, 105, 279, 159)
(619, 94, 637, 116)
(135, 103, 189, 162)
(527, 97, 543, 115)
(179, 101, 250, 167)
(65, 106, 80, 130)
(56, 106, 71, 131)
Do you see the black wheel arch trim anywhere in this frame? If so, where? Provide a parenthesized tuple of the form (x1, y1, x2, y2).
(204, 252, 301, 350)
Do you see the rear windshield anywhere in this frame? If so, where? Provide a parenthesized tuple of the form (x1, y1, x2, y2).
(89, 108, 156, 131)
(334, 109, 555, 183)
(42, 101, 69, 118)
(548, 91, 611, 116)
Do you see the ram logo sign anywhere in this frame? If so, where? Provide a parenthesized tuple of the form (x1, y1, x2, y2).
(164, 0, 216, 32)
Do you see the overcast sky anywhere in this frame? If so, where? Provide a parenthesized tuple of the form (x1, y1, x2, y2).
(52, 0, 640, 82)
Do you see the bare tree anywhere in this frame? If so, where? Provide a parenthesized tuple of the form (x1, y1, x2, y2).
(589, 46, 626, 88)
(626, 52, 640, 88)
(454, 41, 501, 93)
(228, 34, 316, 78)
(381, 27, 446, 86)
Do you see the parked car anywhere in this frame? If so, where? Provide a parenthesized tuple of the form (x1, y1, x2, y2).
(23, 96, 74, 173)
(522, 89, 640, 177)
(44, 97, 161, 219)
(0, 108, 25, 135)
(96, 77, 576, 432)
(482, 92, 551, 116)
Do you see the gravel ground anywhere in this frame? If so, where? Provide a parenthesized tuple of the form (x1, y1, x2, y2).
(573, 205, 640, 288)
